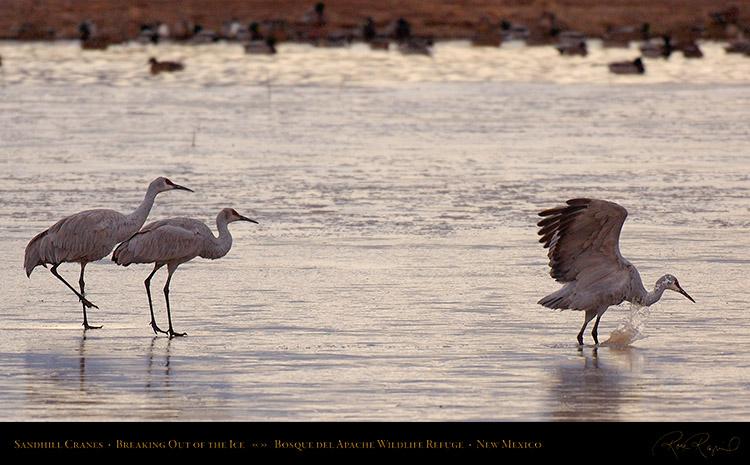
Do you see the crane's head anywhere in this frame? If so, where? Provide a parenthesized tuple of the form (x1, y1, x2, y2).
(151, 177, 193, 194)
(221, 207, 258, 224)
(658, 274, 695, 303)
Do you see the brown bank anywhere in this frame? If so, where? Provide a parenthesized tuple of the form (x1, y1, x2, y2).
(1, 0, 748, 43)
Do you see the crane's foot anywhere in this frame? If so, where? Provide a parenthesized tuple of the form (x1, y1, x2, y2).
(168, 329, 187, 339)
(83, 322, 102, 330)
(150, 321, 168, 335)
(80, 297, 99, 309)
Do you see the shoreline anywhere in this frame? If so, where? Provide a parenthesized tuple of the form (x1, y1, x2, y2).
(1, 1, 747, 44)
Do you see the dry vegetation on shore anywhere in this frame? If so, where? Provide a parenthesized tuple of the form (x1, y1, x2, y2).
(1, 0, 748, 43)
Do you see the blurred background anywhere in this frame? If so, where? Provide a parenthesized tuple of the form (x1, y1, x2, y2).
(2, 0, 747, 45)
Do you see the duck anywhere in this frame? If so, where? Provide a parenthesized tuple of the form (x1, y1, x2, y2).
(556, 40, 587, 56)
(78, 19, 113, 50)
(186, 25, 219, 44)
(244, 37, 277, 54)
(389, 17, 412, 42)
(640, 36, 673, 58)
(397, 37, 433, 56)
(369, 38, 390, 50)
(677, 40, 703, 58)
(148, 57, 185, 75)
(471, 17, 503, 47)
(608, 57, 645, 74)
(557, 30, 586, 44)
(725, 38, 750, 54)
(601, 25, 634, 48)
(356, 17, 389, 50)
(81, 36, 114, 50)
(318, 31, 353, 48)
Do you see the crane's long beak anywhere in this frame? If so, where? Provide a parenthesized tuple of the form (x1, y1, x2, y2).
(676, 285, 695, 303)
(166, 180, 194, 192)
(240, 215, 258, 224)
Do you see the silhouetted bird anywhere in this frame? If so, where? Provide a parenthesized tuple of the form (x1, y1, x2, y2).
(148, 57, 185, 75)
(609, 57, 645, 74)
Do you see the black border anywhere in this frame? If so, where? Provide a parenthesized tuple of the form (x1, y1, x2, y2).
(4, 422, 748, 461)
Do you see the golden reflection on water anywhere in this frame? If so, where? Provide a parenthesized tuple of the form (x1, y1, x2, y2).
(549, 347, 646, 421)
(0, 40, 749, 421)
(0, 39, 749, 87)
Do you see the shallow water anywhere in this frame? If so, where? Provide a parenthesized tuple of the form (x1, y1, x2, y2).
(1, 39, 749, 422)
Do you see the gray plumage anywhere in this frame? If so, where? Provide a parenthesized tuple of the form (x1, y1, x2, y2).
(24, 177, 193, 329)
(112, 208, 257, 338)
(537, 198, 694, 345)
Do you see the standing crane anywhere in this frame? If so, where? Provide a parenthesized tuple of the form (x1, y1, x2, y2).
(111, 208, 257, 338)
(24, 177, 193, 329)
(536, 198, 695, 345)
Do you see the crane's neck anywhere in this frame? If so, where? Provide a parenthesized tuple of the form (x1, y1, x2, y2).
(120, 185, 160, 241)
(202, 216, 233, 260)
(638, 283, 667, 307)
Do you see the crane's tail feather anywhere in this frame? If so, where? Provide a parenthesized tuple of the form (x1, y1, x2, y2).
(112, 233, 153, 266)
(538, 289, 571, 309)
(111, 242, 131, 266)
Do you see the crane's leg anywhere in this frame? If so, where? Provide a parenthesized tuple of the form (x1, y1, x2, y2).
(78, 263, 101, 330)
(144, 264, 167, 335)
(50, 263, 99, 321)
(577, 310, 598, 345)
(163, 264, 186, 339)
(591, 313, 603, 345)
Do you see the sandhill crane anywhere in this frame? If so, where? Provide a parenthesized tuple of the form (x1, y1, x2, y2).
(536, 198, 695, 345)
(112, 208, 257, 338)
(148, 57, 185, 75)
(24, 177, 193, 329)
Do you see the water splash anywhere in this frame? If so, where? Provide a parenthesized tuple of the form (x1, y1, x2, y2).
(601, 303, 651, 346)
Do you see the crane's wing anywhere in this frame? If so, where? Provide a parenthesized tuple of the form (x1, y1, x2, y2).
(25, 209, 126, 271)
(537, 198, 629, 283)
(46, 209, 124, 244)
(112, 221, 204, 266)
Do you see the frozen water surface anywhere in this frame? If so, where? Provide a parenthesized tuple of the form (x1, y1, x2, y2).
(0, 40, 749, 422)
